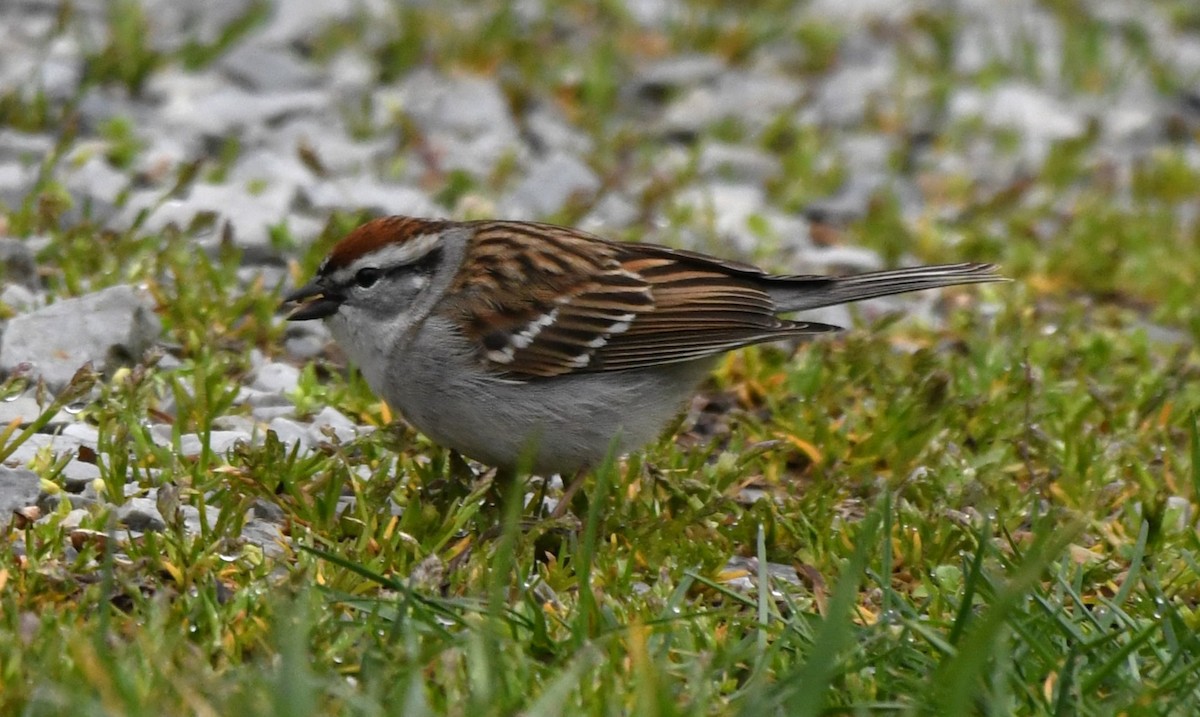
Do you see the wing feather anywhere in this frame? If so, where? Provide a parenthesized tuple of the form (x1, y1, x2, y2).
(438, 221, 836, 379)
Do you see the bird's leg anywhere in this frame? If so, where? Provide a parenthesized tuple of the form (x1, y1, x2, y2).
(548, 468, 589, 520)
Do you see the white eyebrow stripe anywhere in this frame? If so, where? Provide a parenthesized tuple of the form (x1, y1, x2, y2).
(343, 233, 442, 276)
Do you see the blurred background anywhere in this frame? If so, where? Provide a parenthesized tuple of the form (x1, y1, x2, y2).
(3, 0, 1198, 333)
(7, 2, 1200, 713)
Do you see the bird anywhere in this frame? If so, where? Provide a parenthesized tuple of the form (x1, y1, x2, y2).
(284, 215, 1002, 480)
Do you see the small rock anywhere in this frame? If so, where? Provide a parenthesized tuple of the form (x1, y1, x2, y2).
(151, 428, 248, 457)
(60, 461, 101, 493)
(0, 392, 73, 428)
(624, 0, 685, 27)
(301, 178, 438, 217)
(0, 129, 55, 161)
(62, 155, 127, 208)
(257, 0, 364, 45)
(802, 0, 909, 21)
(758, 210, 812, 253)
(228, 148, 315, 195)
(118, 497, 166, 532)
(804, 173, 888, 224)
(37, 489, 98, 514)
(251, 362, 301, 394)
(698, 143, 781, 183)
(0, 284, 39, 313)
(327, 50, 376, 93)
(180, 504, 204, 534)
(251, 498, 286, 523)
(0, 285, 161, 390)
(138, 0, 256, 51)
(307, 406, 366, 444)
(674, 183, 768, 252)
(796, 244, 884, 274)
(240, 517, 286, 557)
(1, 434, 86, 470)
(237, 265, 290, 293)
(61, 508, 90, 531)
(661, 71, 804, 138)
(155, 68, 329, 137)
(0, 162, 37, 208)
(271, 117, 391, 175)
(806, 54, 896, 127)
(502, 152, 601, 218)
(284, 334, 327, 361)
(523, 104, 593, 155)
(579, 192, 640, 233)
(212, 415, 258, 435)
(0, 467, 40, 516)
(35, 43, 85, 101)
(60, 423, 100, 444)
(183, 432, 247, 456)
(1102, 103, 1159, 145)
(139, 183, 294, 259)
(1168, 35, 1200, 78)
(218, 42, 323, 91)
(723, 555, 803, 587)
(949, 83, 1086, 164)
(284, 320, 331, 349)
(130, 132, 192, 184)
(378, 69, 522, 177)
(838, 134, 894, 175)
(125, 483, 153, 501)
(632, 54, 725, 98)
(243, 390, 289, 416)
(236, 387, 293, 408)
(251, 405, 296, 422)
(267, 417, 312, 452)
(395, 69, 518, 138)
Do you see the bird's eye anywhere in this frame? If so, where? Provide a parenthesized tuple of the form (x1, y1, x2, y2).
(355, 268, 381, 288)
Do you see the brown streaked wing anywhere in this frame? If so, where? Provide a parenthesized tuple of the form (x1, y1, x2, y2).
(591, 246, 838, 371)
(441, 221, 655, 377)
(440, 222, 837, 378)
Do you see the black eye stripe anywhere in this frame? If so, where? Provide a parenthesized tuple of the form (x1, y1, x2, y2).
(347, 248, 443, 290)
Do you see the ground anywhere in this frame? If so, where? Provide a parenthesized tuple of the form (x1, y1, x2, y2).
(2, 0, 1200, 714)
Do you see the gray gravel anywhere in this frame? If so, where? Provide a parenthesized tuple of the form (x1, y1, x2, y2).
(0, 467, 41, 518)
(1, 0, 1198, 548)
(0, 284, 160, 390)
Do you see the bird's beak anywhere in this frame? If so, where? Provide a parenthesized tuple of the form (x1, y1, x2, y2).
(282, 280, 344, 321)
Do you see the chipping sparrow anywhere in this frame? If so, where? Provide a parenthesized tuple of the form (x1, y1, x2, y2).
(284, 216, 1002, 475)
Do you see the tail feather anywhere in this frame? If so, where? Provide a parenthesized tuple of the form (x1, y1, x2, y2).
(766, 263, 1005, 313)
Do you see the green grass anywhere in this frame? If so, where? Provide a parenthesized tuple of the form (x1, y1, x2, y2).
(4, 0, 1200, 714)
